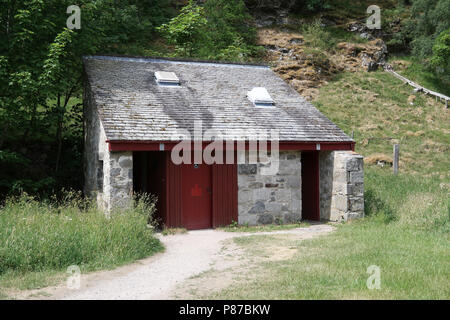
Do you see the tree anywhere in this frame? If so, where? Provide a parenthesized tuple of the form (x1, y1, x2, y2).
(409, 0, 450, 60)
(0, 0, 173, 197)
(158, 0, 259, 61)
(157, 0, 207, 56)
(203, 0, 255, 48)
(431, 29, 450, 73)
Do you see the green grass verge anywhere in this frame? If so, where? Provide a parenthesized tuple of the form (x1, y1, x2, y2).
(220, 222, 310, 233)
(0, 193, 163, 296)
(209, 169, 450, 299)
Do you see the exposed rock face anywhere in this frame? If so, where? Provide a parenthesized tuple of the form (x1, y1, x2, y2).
(258, 29, 339, 100)
(336, 39, 388, 72)
(258, 26, 389, 100)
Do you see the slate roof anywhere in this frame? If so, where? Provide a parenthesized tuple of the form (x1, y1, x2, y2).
(83, 55, 353, 142)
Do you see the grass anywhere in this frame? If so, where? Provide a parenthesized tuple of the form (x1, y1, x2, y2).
(220, 222, 310, 233)
(161, 227, 187, 236)
(313, 70, 450, 177)
(326, 0, 398, 22)
(388, 55, 450, 96)
(0, 192, 163, 297)
(208, 168, 450, 299)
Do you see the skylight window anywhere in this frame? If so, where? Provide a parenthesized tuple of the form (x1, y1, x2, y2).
(247, 87, 274, 107)
(154, 71, 180, 86)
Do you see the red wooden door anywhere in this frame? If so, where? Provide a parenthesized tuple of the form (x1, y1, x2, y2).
(181, 163, 212, 229)
(301, 151, 320, 221)
(212, 163, 238, 227)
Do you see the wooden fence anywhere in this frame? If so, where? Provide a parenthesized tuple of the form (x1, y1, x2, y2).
(384, 65, 449, 109)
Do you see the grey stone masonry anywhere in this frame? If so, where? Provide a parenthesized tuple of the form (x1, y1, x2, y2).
(103, 152, 133, 212)
(238, 151, 302, 225)
(319, 151, 364, 221)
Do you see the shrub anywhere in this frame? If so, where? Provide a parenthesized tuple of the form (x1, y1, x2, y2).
(431, 28, 450, 71)
(301, 20, 335, 51)
(0, 192, 162, 274)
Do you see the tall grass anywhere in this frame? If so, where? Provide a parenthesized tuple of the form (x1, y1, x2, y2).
(364, 167, 449, 232)
(0, 192, 163, 276)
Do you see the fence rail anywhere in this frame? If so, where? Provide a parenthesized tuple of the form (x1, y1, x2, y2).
(384, 65, 449, 108)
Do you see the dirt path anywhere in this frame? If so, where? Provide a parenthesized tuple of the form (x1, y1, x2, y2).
(22, 224, 334, 300)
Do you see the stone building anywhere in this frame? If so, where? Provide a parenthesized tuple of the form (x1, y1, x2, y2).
(83, 55, 364, 229)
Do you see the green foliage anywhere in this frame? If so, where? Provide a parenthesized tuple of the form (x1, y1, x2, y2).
(301, 19, 335, 51)
(431, 28, 450, 72)
(158, 0, 259, 61)
(409, 0, 450, 60)
(304, 0, 331, 12)
(202, 0, 256, 52)
(0, 192, 162, 274)
(157, 0, 207, 55)
(0, 0, 175, 198)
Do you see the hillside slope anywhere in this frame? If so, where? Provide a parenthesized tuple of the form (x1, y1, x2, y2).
(254, 16, 449, 177)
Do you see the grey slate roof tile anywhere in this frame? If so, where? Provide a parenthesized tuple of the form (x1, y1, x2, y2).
(83, 56, 352, 142)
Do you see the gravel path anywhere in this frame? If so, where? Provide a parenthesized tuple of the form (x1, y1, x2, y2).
(50, 224, 333, 300)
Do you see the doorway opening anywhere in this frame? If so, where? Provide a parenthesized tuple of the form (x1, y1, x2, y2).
(301, 151, 320, 221)
(133, 151, 167, 227)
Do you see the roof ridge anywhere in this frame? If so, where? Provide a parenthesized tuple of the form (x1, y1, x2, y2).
(83, 54, 270, 69)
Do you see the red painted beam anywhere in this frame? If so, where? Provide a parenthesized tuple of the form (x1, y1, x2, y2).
(107, 140, 355, 152)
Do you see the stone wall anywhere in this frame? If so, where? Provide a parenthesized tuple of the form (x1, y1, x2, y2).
(238, 151, 301, 225)
(319, 151, 364, 221)
(83, 80, 101, 198)
(84, 80, 133, 213)
(104, 152, 133, 212)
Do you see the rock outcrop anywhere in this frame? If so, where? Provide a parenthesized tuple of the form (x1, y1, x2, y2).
(336, 39, 388, 72)
(258, 28, 389, 100)
(258, 29, 339, 100)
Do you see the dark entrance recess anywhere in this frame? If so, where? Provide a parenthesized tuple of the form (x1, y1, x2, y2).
(301, 151, 320, 221)
(133, 151, 238, 230)
(133, 151, 167, 226)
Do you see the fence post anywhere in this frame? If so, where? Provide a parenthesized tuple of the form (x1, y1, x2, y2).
(393, 144, 399, 175)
